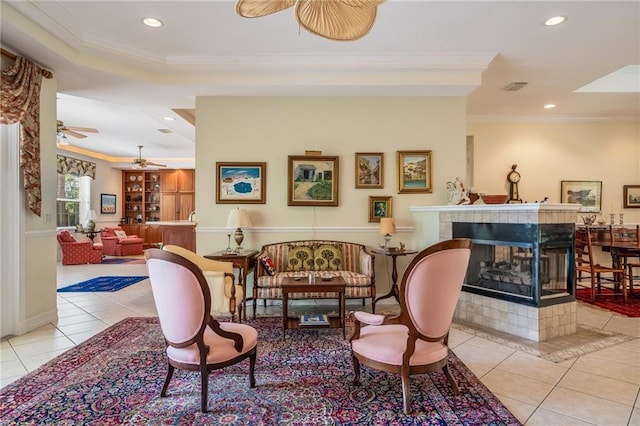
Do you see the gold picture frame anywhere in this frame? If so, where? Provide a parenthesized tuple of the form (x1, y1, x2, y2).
(369, 196, 392, 223)
(216, 162, 266, 204)
(355, 152, 384, 188)
(397, 150, 432, 193)
(623, 185, 640, 208)
(560, 180, 602, 212)
(287, 155, 339, 206)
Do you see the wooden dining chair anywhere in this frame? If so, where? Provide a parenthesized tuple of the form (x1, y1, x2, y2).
(609, 225, 640, 296)
(575, 226, 627, 303)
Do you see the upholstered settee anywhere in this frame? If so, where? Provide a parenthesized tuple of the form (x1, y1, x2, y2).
(99, 227, 144, 256)
(57, 230, 103, 265)
(253, 240, 376, 319)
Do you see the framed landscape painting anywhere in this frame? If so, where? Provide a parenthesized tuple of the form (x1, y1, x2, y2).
(288, 155, 339, 206)
(355, 152, 384, 188)
(216, 162, 266, 204)
(560, 180, 602, 212)
(397, 150, 432, 193)
(623, 185, 640, 208)
(368, 196, 392, 223)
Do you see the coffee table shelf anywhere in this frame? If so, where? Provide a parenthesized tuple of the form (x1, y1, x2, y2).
(281, 276, 346, 340)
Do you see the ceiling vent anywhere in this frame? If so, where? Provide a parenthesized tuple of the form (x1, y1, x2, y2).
(502, 82, 528, 91)
(157, 128, 173, 134)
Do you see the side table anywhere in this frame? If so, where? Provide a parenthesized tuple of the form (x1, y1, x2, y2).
(373, 249, 418, 303)
(205, 249, 258, 321)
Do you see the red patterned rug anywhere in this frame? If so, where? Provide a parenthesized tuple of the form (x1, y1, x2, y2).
(576, 288, 640, 317)
(0, 317, 520, 425)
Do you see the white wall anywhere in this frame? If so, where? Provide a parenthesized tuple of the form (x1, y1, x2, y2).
(468, 120, 640, 223)
(194, 96, 468, 255)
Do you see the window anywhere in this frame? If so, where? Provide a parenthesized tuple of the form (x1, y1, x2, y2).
(56, 174, 90, 227)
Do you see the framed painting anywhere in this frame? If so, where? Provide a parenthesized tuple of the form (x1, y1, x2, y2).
(216, 162, 266, 204)
(287, 155, 339, 206)
(100, 193, 116, 214)
(368, 196, 392, 223)
(560, 180, 602, 212)
(623, 185, 640, 208)
(355, 152, 384, 188)
(397, 150, 432, 193)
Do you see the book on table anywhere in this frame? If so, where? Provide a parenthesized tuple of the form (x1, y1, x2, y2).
(299, 314, 329, 325)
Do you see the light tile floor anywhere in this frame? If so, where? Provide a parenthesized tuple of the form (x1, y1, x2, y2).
(1, 261, 638, 425)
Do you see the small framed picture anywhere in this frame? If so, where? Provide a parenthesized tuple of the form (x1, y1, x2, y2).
(560, 180, 602, 212)
(216, 162, 266, 204)
(369, 196, 392, 223)
(100, 193, 117, 214)
(288, 155, 339, 207)
(397, 150, 432, 193)
(623, 185, 640, 208)
(355, 152, 384, 188)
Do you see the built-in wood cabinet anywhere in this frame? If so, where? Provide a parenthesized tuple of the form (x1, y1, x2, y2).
(120, 223, 165, 249)
(122, 170, 194, 224)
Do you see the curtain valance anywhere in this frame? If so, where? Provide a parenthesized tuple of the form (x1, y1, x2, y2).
(1, 54, 53, 216)
(57, 155, 96, 179)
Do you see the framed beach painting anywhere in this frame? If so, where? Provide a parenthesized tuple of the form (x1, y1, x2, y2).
(397, 150, 432, 193)
(560, 180, 602, 212)
(355, 152, 384, 188)
(100, 193, 116, 214)
(216, 162, 266, 204)
(288, 155, 339, 206)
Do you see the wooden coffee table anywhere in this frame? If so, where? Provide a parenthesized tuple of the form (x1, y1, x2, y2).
(281, 275, 346, 340)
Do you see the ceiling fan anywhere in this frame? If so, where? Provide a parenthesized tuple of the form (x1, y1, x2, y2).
(56, 120, 98, 139)
(133, 145, 166, 168)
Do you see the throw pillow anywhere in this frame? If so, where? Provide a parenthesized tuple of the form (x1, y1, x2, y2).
(114, 230, 128, 239)
(314, 244, 343, 271)
(260, 255, 277, 276)
(285, 245, 314, 272)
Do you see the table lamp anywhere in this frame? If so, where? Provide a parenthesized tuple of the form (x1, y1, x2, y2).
(85, 210, 97, 232)
(379, 217, 396, 249)
(226, 208, 252, 253)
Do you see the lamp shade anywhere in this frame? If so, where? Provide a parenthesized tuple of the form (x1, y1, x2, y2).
(379, 217, 396, 235)
(226, 208, 252, 228)
(85, 209, 97, 222)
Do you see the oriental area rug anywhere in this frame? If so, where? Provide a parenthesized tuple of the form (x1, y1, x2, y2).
(0, 317, 520, 425)
(575, 288, 640, 317)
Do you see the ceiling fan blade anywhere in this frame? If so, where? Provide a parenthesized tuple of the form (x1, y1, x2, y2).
(66, 126, 98, 133)
(63, 129, 87, 139)
(145, 161, 167, 167)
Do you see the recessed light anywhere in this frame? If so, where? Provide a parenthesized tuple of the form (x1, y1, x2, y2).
(142, 17, 163, 28)
(163, 116, 175, 121)
(544, 103, 556, 109)
(545, 16, 567, 26)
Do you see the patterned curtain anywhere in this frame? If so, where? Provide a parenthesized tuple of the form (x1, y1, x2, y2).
(0, 56, 53, 217)
(56, 155, 96, 179)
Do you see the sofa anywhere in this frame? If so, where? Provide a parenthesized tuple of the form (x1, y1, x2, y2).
(253, 240, 376, 319)
(99, 227, 144, 256)
(57, 230, 103, 265)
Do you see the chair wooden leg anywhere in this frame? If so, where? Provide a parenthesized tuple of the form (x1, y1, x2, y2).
(200, 365, 209, 413)
(351, 354, 361, 385)
(161, 363, 174, 397)
(249, 349, 256, 388)
(401, 367, 411, 415)
(443, 363, 459, 395)
(371, 298, 376, 314)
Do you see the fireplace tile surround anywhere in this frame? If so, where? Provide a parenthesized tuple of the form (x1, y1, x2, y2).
(410, 203, 580, 342)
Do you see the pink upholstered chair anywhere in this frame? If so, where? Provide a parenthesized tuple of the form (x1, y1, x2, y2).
(99, 227, 144, 256)
(57, 230, 103, 265)
(349, 239, 472, 415)
(145, 249, 257, 413)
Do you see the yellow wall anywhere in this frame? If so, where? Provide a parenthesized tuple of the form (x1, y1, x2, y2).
(194, 96, 467, 254)
(468, 120, 640, 223)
